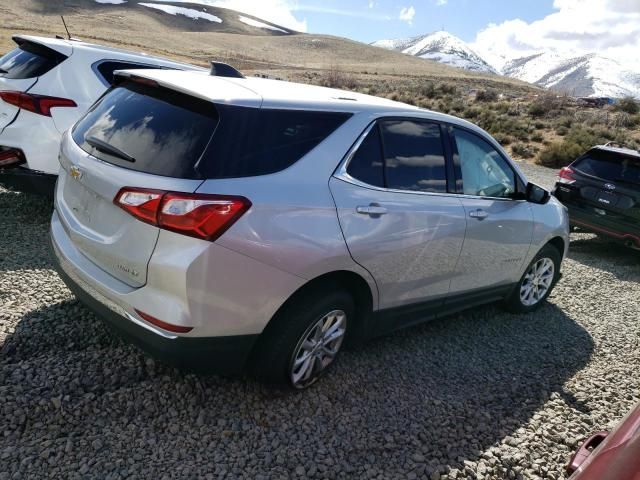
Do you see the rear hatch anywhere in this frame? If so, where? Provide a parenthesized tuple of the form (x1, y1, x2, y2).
(0, 37, 71, 130)
(556, 148, 640, 226)
(56, 78, 220, 287)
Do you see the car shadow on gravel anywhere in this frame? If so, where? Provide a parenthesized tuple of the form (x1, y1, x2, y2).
(0, 296, 594, 478)
(569, 234, 640, 281)
(0, 189, 54, 272)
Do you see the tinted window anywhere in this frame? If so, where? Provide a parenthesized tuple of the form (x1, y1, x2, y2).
(96, 61, 164, 85)
(198, 106, 351, 178)
(346, 125, 384, 187)
(452, 128, 516, 198)
(0, 42, 67, 79)
(73, 82, 351, 179)
(575, 151, 640, 186)
(73, 81, 219, 179)
(380, 120, 447, 193)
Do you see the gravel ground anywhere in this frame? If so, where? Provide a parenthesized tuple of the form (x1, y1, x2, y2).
(0, 162, 638, 480)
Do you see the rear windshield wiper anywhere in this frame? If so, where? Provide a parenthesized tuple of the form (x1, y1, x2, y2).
(85, 135, 136, 163)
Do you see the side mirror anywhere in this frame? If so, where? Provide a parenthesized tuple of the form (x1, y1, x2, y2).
(526, 182, 551, 205)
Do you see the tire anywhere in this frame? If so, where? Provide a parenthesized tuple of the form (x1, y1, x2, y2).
(250, 289, 355, 389)
(503, 244, 562, 313)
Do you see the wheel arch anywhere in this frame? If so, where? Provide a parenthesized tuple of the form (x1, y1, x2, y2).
(547, 236, 567, 260)
(258, 270, 376, 347)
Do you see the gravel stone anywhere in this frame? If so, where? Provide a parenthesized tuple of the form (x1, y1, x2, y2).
(0, 161, 639, 479)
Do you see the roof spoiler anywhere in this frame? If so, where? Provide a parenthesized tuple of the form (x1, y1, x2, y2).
(210, 61, 244, 79)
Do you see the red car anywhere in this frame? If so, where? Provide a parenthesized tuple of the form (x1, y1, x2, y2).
(567, 402, 640, 479)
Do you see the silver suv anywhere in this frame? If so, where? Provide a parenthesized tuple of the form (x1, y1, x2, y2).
(50, 66, 569, 389)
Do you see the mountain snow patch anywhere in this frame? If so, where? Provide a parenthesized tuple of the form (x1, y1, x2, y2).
(238, 16, 287, 33)
(138, 3, 222, 22)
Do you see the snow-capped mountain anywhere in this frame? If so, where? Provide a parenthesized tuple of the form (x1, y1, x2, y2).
(505, 53, 640, 98)
(373, 31, 640, 98)
(372, 31, 496, 74)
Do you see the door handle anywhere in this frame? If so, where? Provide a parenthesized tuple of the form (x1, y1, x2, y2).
(469, 209, 489, 220)
(356, 205, 388, 216)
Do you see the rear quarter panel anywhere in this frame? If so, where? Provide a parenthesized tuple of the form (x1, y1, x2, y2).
(196, 113, 381, 307)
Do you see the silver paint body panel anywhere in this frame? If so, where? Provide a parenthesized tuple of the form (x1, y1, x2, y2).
(51, 75, 569, 340)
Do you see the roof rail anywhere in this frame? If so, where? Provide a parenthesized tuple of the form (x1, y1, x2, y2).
(210, 61, 244, 79)
(601, 142, 640, 156)
(603, 141, 633, 150)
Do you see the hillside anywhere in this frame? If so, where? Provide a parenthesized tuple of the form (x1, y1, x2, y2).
(0, 0, 532, 92)
(30, 0, 295, 35)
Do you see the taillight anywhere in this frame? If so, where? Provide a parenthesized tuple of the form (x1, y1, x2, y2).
(114, 188, 251, 241)
(558, 166, 576, 184)
(0, 148, 26, 168)
(114, 188, 164, 226)
(159, 192, 251, 241)
(0, 91, 77, 117)
(134, 309, 193, 334)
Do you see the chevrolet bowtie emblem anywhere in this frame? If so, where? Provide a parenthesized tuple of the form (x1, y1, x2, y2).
(70, 166, 83, 180)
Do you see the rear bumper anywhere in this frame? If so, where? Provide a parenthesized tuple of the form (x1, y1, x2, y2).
(0, 110, 62, 174)
(50, 219, 259, 375)
(563, 202, 640, 247)
(0, 167, 56, 195)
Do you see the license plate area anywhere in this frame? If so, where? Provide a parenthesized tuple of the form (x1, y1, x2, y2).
(595, 190, 618, 207)
(64, 176, 100, 227)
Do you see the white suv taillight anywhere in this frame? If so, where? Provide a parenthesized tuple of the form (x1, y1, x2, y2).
(114, 188, 251, 241)
(0, 91, 77, 117)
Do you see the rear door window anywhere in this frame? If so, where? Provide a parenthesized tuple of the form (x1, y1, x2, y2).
(345, 125, 385, 188)
(72, 81, 219, 179)
(0, 42, 68, 79)
(575, 151, 640, 186)
(380, 119, 448, 193)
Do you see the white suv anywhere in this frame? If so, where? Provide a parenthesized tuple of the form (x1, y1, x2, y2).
(0, 35, 201, 194)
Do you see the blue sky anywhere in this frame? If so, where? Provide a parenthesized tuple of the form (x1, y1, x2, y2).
(295, 0, 554, 44)
(163, 1, 640, 68)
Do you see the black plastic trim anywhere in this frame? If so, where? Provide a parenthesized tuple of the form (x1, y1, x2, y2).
(372, 284, 514, 337)
(51, 240, 259, 375)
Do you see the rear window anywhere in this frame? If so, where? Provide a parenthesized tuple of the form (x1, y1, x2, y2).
(575, 150, 640, 186)
(0, 42, 68, 79)
(73, 81, 351, 179)
(72, 81, 218, 179)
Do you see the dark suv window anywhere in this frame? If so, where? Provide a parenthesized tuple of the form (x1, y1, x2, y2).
(200, 106, 351, 178)
(95, 61, 164, 85)
(0, 42, 68, 79)
(346, 126, 384, 188)
(380, 120, 447, 193)
(575, 150, 640, 186)
(72, 81, 351, 179)
(73, 81, 219, 179)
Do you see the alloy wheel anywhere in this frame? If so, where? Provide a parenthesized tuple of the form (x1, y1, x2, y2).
(289, 309, 347, 389)
(520, 257, 555, 307)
